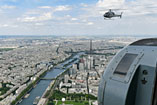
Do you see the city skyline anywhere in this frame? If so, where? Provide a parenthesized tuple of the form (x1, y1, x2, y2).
(0, 35, 134, 105)
(0, 0, 156, 36)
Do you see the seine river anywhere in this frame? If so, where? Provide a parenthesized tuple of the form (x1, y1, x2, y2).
(17, 53, 83, 105)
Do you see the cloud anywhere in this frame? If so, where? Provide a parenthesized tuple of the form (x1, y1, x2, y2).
(0, 5, 16, 9)
(0, 24, 18, 28)
(80, 3, 88, 7)
(97, 0, 125, 8)
(87, 22, 94, 25)
(71, 18, 78, 21)
(64, 21, 80, 25)
(18, 12, 52, 22)
(34, 23, 44, 26)
(0, 5, 16, 14)
(38, 6, 52, 9)
(125, 0, 157, 16)
(38, 5, 71, 11)
(17, 5, 72, 25)
(55, 5, 71, 11)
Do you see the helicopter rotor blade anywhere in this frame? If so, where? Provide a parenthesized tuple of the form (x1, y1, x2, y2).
(99, 8, 126, 11)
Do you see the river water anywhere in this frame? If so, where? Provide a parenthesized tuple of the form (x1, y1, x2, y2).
(17, 53, 83, 105)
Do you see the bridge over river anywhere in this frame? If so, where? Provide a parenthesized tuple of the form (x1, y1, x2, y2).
(17, 52, 84, 105)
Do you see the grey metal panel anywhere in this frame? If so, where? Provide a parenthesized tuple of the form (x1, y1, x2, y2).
(103, 80, 128, 105)
(98, 38, 157, 105)
(98, 76, 106, 105)
(135, 65, 156, 105)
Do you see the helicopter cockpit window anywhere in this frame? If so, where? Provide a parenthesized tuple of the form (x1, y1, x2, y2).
(114, 53, 138, 77)
(130, 38, 157, 46)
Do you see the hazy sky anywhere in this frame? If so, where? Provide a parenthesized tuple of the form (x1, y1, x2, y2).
(0, 0, 156, 36)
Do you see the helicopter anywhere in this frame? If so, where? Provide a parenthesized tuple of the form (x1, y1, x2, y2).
(103, 9, 123, 19)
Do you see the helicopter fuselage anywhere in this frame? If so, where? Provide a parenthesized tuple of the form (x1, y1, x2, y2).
(103, 11, 122, 19)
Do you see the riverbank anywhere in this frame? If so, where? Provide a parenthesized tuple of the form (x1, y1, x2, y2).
(11, 69, 48, 105)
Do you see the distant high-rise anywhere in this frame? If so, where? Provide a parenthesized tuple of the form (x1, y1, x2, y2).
(90, 39, 92, 54)
(90, 39, 92, 70)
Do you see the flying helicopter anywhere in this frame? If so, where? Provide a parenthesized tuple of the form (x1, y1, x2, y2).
(103, 9, 123, 19)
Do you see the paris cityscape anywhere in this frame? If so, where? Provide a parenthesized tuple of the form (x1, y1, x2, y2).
(0, 0, 156, 104)
(0, 35, 139, 105)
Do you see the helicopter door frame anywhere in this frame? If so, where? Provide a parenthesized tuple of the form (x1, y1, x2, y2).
(152, 63, 157, 105)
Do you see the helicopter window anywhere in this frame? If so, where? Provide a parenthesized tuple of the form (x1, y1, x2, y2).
(130, 38, 157, 46)
(114, 53, 138, 77)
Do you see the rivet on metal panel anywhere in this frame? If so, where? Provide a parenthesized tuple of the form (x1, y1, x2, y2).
(143, 70, 148, 75)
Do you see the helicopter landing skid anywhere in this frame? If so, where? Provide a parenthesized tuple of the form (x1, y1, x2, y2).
(104, 18, 114, 20)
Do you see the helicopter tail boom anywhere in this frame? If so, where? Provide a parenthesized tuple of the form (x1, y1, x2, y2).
(120, 12, 123, 18)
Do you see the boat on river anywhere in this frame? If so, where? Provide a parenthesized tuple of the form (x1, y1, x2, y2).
(33, 96, 40, 105)
(24, 94, 30, 98)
